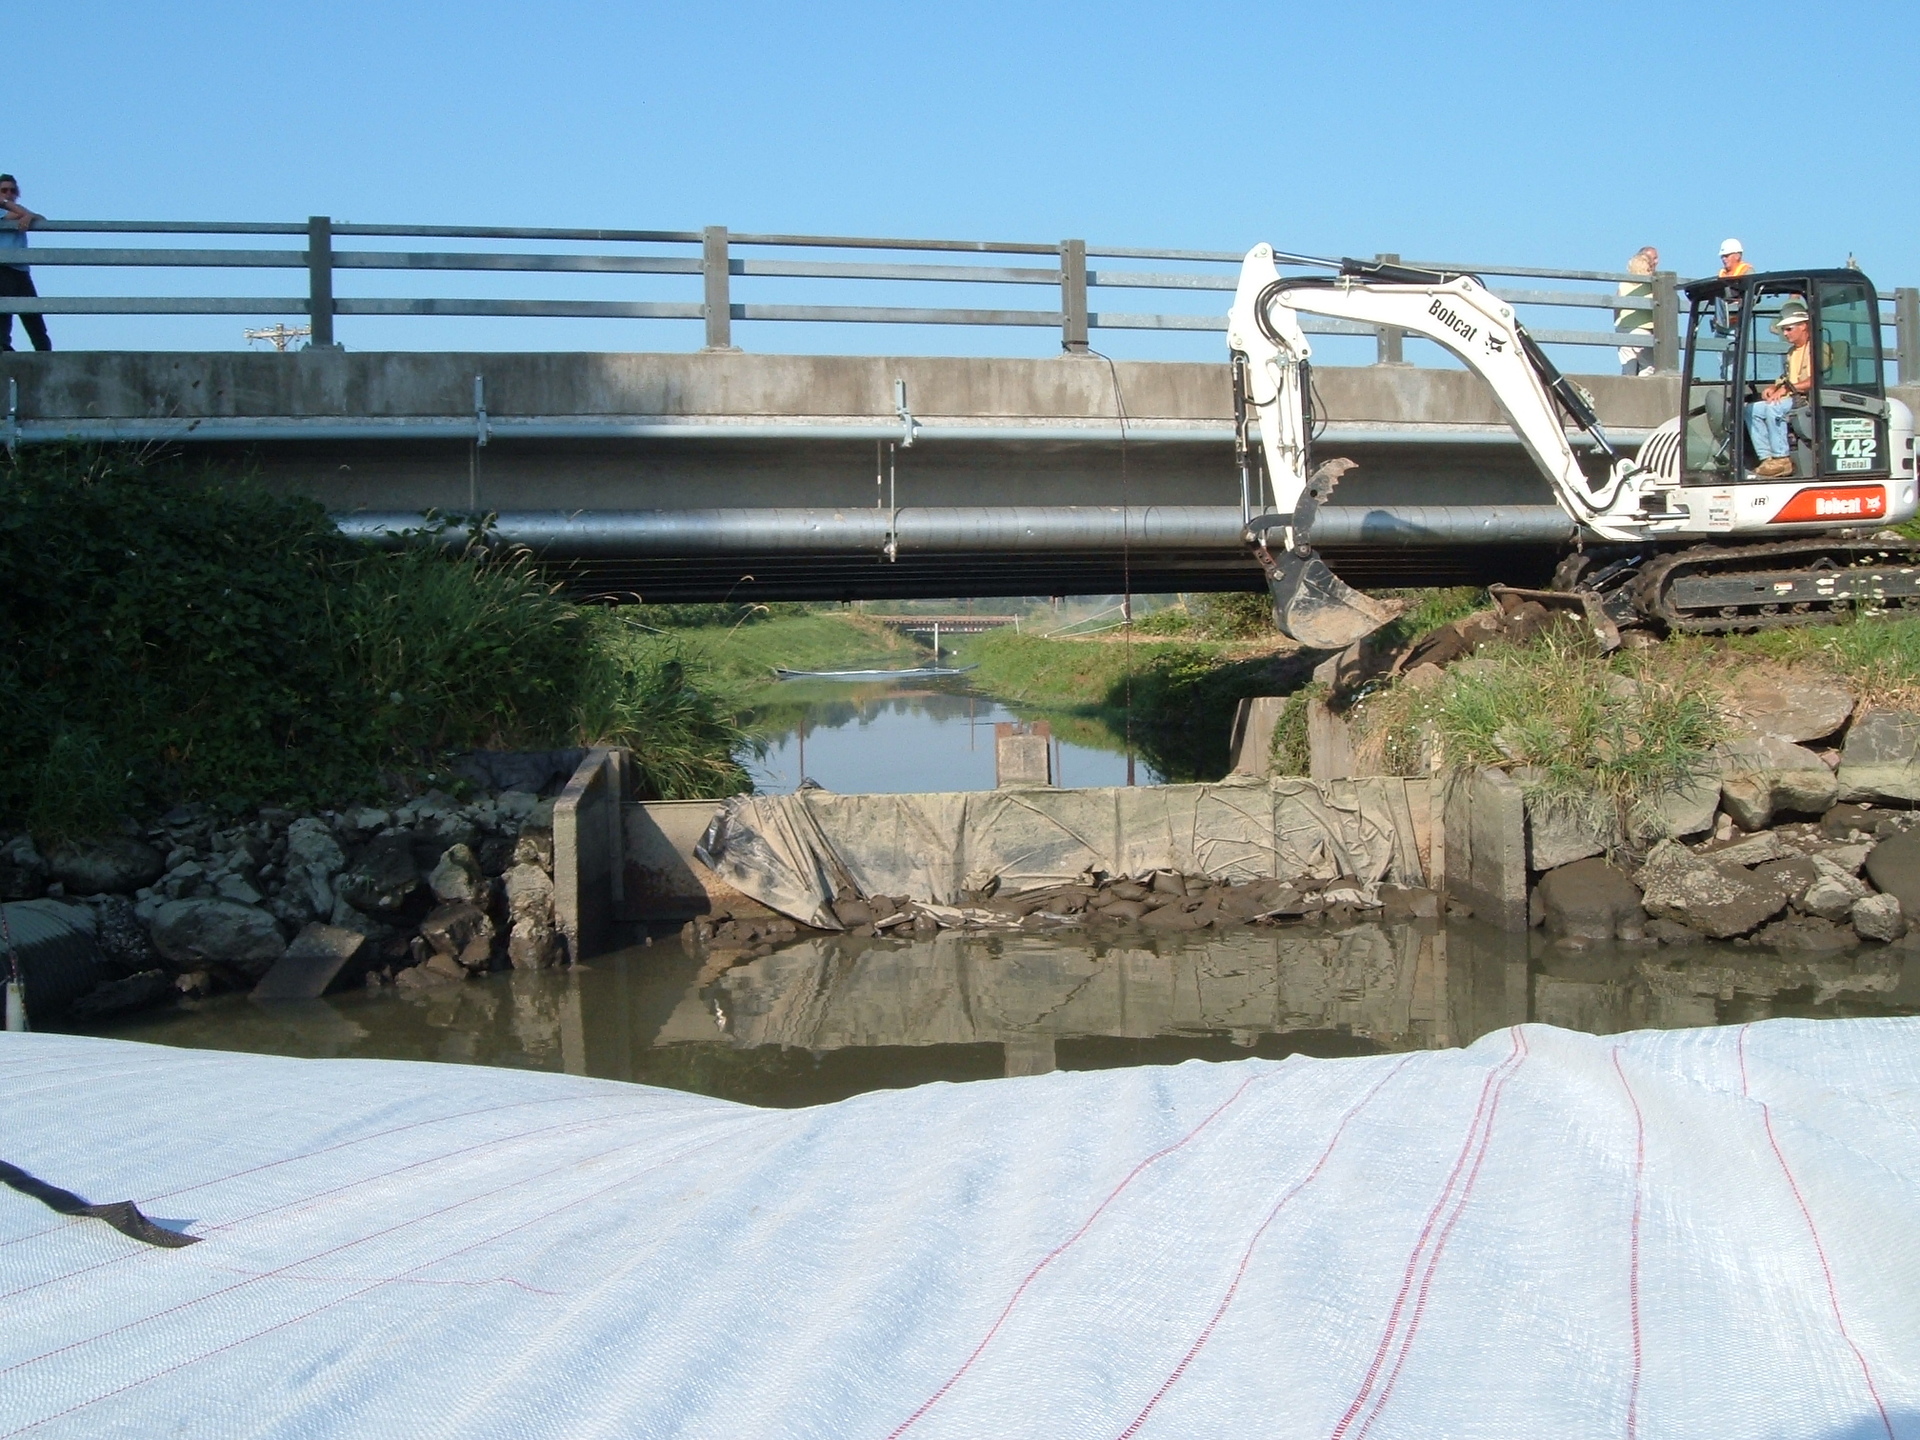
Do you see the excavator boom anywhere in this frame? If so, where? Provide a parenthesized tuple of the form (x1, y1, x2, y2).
(1226, 246, 1919, 646)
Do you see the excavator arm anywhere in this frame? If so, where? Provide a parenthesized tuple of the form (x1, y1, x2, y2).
(1226, 244, 1655, 646)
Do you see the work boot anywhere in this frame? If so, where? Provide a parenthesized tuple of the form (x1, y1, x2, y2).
(1755, 456, 1794, 478)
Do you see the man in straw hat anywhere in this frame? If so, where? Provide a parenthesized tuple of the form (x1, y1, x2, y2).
(1745, 301, 1823, 478)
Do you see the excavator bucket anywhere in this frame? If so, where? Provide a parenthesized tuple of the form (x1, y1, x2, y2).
(1262, 545, 1406, 651)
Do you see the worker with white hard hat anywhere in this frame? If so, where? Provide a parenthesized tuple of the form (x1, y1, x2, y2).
(1718, 238, 1753, 278)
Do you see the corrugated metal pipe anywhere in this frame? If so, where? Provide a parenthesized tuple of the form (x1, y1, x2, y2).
(332, 505, 1577, 556)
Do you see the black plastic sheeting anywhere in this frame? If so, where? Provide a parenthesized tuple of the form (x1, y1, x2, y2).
(0, 899, 105, 1026)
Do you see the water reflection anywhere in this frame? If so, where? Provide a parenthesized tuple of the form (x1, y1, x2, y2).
(85, 922, 1920, 1107)
(744, 679, 1157, 793)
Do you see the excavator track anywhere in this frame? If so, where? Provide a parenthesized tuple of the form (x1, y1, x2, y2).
(1626, 537, 1920, 633)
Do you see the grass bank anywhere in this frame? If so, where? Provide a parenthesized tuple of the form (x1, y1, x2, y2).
(1, 448, 751, 836)
(1310, 606, 1920, 818)
(960, 628, 1311, 781)
(642, 610, 920, 691)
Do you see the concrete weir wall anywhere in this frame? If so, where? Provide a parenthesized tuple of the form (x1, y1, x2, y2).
(548, 749, 1531, 958)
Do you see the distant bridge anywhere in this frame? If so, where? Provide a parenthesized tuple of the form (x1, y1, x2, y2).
(869, 614, 1021, 634)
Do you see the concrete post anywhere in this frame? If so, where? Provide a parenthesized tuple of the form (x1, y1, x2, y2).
(306, 216, 334, 348)
(1895, 288, 1919, 385)
(1060, 240, 1089, 355)
(1374, 254, 1406, 364)
(703, 226, 734, 351)
(1651, 270, 1680, 374)
(995, 721, 1053, 785)
(1441, 766, 1529, 932)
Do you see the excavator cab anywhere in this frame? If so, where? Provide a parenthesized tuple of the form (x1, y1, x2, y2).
(1681, 269, 1891, 489)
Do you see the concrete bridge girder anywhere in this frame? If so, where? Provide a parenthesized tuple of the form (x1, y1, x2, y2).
(13, 349, 1893, 600)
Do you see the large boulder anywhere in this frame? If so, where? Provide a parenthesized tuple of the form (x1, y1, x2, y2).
(0, 835, 47, 900)
(149, 898, 286, 968)
(78, 894, 160, 975)
(503, 862, 554, 924)
(334, 834, 421, 914)
(1752, 915, 1856, 952)
(1753, 855, 1820, 908)
(1630, 769, 1722, 845)
(1522, 788, 1613, 871)
(1864, 828, 1920, 915)
(285, 818, 346, 874)
(419, 901, 498, 972)
(1633, 840, 1784, 939)
(281, 817, 347, 917)
(1852, 892, 1905, 942)
(1838, 708, 1920, 803)
(45, 838, 165, 895)
(427, 844, 488, 905)
(1717, 736, 1838, 830)
(1724, 676, 1855, 743)
(508, 914, 563, 970)
(512, 827, 555, 871)
(1534, 859, 1645, 941)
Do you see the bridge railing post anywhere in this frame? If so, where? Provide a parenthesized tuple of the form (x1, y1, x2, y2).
(1060, 239, 1089, 354)
(1373, 253, 1405, 364)
(703, 226, 735, 351)
(1894, 287, 1919, 385)
(306, 215, 335, 348)
(1651, 270, 1679, 374)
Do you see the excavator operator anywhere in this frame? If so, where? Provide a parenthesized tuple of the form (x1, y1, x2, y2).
(1745, 302, 1822, 478)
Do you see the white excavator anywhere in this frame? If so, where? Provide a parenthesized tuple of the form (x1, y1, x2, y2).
(1226, 244, 1920, 648)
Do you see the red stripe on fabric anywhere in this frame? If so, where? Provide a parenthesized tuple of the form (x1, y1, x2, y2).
(1112, 1056, 1416, 1440)
(0, 1112, 780, 1396)
(0, 1118, 769, 1440)
(0, 1102, 674, 1305)
(883, 1068, 1280, 1440)
(1329, 1028, 1527, 1440)
(1349, 1030, 1528, 1440)
(1738, 1025, 1895, 1440)
(1611, 1048, 1645, 1440)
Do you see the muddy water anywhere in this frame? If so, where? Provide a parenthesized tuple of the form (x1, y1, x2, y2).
(745, 679, 1158, 793)
(82, 921, 1920, 1108)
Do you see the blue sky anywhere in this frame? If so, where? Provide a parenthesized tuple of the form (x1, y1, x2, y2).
(11, 0, 1918, 361)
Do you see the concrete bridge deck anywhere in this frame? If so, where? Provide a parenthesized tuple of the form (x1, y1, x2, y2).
(12, 349, 1906, 599)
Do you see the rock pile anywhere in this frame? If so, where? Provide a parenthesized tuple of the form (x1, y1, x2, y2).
(0, 788, 565, 1022)
(685, 869, 1447, 974)
(1531, 803, 1919, 951)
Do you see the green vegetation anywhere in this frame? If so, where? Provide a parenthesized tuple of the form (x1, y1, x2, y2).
(1343, 625, 1723, 814)
(1131, 590, 1280, 641)
(1267, 684, 1325, 778)
(647, 610, 920, 691)
(960, 628, 1312, 781)
(0, 447, 749, 837)
(1698, 614, 1920, 710)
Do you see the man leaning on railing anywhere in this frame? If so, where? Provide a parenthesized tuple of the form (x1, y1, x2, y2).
(0, 174, 51, 353)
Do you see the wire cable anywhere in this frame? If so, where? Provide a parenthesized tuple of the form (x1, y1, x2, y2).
(1086, 347, 1134, 784)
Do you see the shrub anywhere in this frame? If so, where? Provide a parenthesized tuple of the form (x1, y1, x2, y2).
(1353, 630, 1723, 814)
(0, 447, 749, 834)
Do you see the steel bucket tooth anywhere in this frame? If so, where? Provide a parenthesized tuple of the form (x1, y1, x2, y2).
(1266, 548, 1404, 650)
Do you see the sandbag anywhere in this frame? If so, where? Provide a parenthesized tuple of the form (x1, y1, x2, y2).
(698, 777, 1431, 926)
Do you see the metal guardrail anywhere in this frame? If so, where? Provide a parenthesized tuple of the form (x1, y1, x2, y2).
(0, 218, 1912, 378)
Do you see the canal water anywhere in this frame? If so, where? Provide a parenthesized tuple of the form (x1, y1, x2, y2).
(743, 676, 1157, 793)
(83, 919, 1920, 1108)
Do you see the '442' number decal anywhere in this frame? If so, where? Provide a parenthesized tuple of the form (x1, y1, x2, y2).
(1829, 415, 1879, 473)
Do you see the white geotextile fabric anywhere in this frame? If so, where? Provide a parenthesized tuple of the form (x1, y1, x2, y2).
(699, 778, 1429, 928)
(3, 1020, 1918, 1439)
